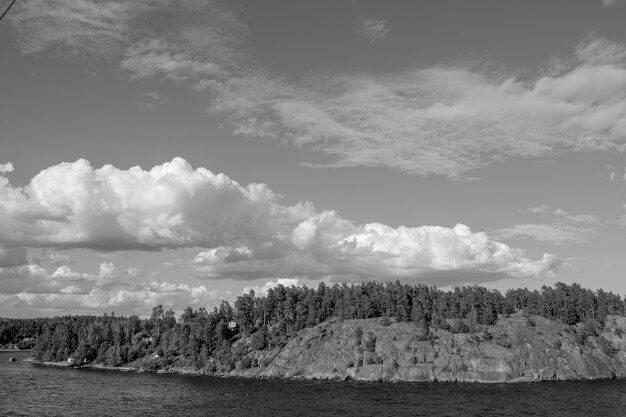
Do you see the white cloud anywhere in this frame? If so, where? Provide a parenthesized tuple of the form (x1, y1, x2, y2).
(0, 260, 148, 296)
(243, 278, 303, 298)
(121, 38, 223, 81)
(210, 41, 626, 177)
(1, 285, 223, 317)
(495, 206, 602, 246)
(495, 224, 586, 246)
(10, 0, 245, 78)
(10, 1, 236, 50)
(528, 206, 551, 214)
(0, 163, 14, 174)
(139, 90, 168, 110)
(602, 0, 622, 7)
(9, 2, 626, 178)
(0, 158, 278, 250)
(0, 263, 89, 295)
(609, 168, 626, 183)
(356, 17, 390, 44)
(191, 222, 561, 281)
(0, 159, 558, 282)
(9, 0, 144, 55)
(47, 252, 72, 266)
(0, 261, 224, 316)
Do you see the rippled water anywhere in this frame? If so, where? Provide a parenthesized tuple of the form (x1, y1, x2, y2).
(2, 351, 626, 416)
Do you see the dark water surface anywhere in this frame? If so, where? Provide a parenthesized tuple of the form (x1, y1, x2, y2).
(2, 352, 625, 416)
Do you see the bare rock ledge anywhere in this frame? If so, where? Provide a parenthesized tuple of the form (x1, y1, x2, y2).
(228, 314, 626, 383)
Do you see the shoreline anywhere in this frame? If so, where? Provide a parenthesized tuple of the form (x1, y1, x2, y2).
(30, 360, 625, 384)
(33, 360, 235, 377)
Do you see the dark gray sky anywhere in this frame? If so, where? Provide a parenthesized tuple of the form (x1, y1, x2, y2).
(1, 0, 626, 317)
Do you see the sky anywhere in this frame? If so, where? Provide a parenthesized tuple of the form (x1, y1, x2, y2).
(1, 0, 626, 318)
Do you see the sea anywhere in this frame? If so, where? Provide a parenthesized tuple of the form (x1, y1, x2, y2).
(1, 351, 626, 416)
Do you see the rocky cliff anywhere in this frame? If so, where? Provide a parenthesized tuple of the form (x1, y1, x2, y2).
(224, 313, 626, 383)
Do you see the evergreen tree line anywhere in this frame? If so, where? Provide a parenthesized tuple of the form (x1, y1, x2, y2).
(1, 281, 624, 371)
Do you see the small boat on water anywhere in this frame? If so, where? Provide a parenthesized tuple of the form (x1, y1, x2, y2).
(9, 357, 17, 362)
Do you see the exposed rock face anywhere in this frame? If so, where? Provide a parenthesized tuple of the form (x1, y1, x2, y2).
(231, 314, 626, 383)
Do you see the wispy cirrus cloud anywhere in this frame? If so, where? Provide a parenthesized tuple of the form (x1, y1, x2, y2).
(139, 90, 168, 110)
(10, 0, 144, 56)
(602, 0, 622, 7)
(200, 36, 626, 178)
(9, 2, 626, 178)
(0, 159, 559, 282)
(10, 0, 246, 74)
(355, 17, 390, 44)
(122, 39, 222, 81)
(494, 224, 587, 246)
(213, 38, 626, 177)
(494, 206, 602, 246)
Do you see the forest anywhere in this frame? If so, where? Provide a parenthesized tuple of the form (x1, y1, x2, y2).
(1, 281, 624, 372)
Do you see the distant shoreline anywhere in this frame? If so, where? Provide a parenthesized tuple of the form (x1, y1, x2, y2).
(0, 349, 32, 352)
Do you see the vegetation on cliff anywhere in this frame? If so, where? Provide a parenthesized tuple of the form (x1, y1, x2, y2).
(1, 281, 625, 379)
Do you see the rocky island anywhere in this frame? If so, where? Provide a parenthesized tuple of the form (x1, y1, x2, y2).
(3, 281, 626, 383)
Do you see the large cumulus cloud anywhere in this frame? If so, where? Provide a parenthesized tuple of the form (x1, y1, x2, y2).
(0, 157, 277, 250)
(0, 159, 559, 281)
